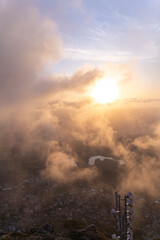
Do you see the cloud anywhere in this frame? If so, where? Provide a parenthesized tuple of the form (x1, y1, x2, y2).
(88, 156, 125, 166)
(0, 0, 105, 107)
(42, 151, 97, 183)
(133, 123, 160, 152)
(0, 87, 160, 197)
(0, 0, 160, 200)
(34, 66, 102, 98)
(0, 0, 62, 106)
(123, 98, 160, 103)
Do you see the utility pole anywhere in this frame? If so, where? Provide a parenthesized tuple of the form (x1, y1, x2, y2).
(111, 191, 134, 240)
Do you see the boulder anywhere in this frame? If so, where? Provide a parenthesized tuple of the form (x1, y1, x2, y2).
(75, 224, 98, 240)
(37, 224, 54, 234)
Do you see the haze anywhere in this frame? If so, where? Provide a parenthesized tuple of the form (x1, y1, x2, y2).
(0, 0, 160, 236)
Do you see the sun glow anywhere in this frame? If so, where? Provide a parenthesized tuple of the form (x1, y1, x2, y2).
(91, 78, 119, 104)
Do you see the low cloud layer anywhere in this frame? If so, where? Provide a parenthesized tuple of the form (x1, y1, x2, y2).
(1, 99, 160, 198)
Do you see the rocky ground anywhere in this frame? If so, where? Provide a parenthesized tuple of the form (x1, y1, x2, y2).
(0, 178, 160, 240)
(0, 220, 113, 240)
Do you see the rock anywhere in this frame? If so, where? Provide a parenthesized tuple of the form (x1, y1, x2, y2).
(8, 225, 16, 232)
(75, 224, 98, 240)
(37, 224, 54, 234)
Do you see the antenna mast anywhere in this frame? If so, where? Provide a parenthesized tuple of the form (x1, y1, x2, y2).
(111, 191, 134, 240)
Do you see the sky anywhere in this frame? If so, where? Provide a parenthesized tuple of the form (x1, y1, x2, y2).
(32, 0, 160, 99)
(1, 0, 160, 100)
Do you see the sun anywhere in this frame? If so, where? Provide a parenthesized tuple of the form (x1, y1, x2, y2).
(91, 78, 119, 104)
